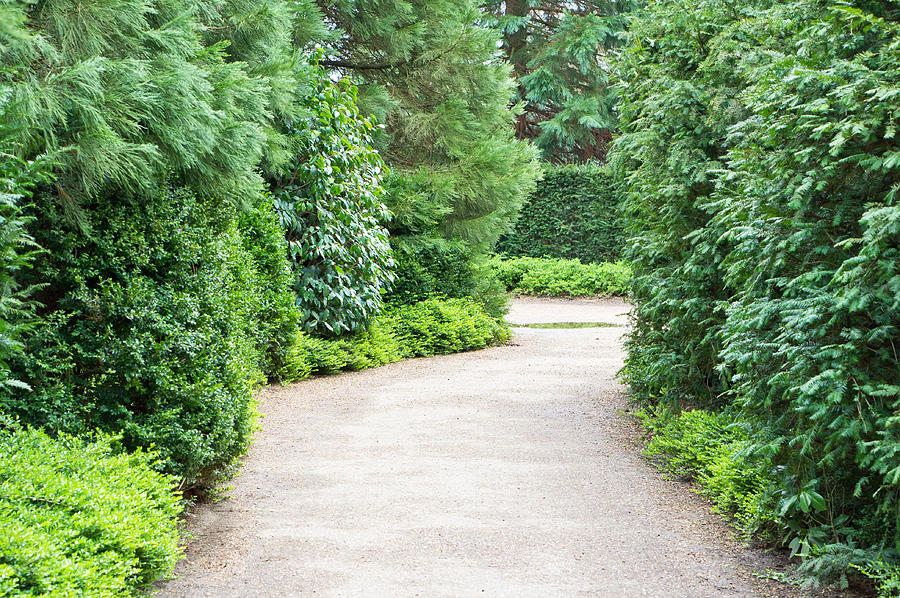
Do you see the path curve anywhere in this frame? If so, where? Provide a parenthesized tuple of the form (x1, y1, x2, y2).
(157, 298, 789, 598)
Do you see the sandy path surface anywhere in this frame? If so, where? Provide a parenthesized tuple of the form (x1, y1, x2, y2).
(157, 298, 790, 598)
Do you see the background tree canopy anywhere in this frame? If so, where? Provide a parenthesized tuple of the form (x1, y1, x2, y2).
(315, 0, 541, 315)
(484, 0, 634, 162)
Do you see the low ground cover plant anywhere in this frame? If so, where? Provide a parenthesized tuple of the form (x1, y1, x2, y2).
(490, 256, 631, 297)
(636, 406, 900, 592)
(637, 408, 774, 543)
(288, 298, 510, 377)
(0, 427, 181, 597)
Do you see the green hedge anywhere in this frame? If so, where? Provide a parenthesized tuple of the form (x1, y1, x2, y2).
(0, 428, 180, 597)
(6, 186, 300, 487)
(611, 0, 900, 588)
(496, 165, 623, 263)
(490, 256, 631, 297)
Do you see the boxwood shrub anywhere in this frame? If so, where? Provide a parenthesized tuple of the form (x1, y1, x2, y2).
(5, 185, 300, 487)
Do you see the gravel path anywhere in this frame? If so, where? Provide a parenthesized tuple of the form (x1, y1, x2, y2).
(157, 298, 792, 598)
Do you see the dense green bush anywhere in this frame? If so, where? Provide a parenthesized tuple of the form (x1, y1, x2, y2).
(288, 297, 510, 377)
(235, 196, 303, 381)
(6, 186, 299, 486)
(0, 427, 180, 597)
(490, 256, 631, 297)
(496, 165, 623, 263)
(386, 298, 510, 357)
(612, 0, 900, 587)
(387, 236, 508, 318)
(271, 72, 393, 337)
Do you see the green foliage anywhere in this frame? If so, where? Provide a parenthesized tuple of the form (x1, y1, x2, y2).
(7, 186, 300, 486)
(0, 155, 49, 399)
(271, 71, 393, 337)
(235, 196, 303, 381)
(610, 0, 739, 407)
(385, 298, 511, 357)
(0, 427, 180, 597)
(637, 408, 775, 541)
(386, 236, 508, 318)
(288, 297, 510, 377)
(321, 0, 540, 242)
(2, 0, 300, 211)
(484, 0, 635, 161)
(491, 256, 631, 297)
(612, 0, 900, 584)
(318, 0, 540, 312)
(496, 164, 623, 263)
(855, 561, 900, 598)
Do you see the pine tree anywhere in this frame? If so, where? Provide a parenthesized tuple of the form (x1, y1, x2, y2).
(484, 0, 634, 162)
(317, 0, 540, 248)
(0, 0, 324, 213)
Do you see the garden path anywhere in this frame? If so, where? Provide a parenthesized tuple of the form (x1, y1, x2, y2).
(156, 297, 792, 598)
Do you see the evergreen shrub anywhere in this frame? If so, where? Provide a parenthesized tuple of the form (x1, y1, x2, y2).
(0, 427, 180, 597)
(271, 73, 394, 337)
(490, 256, 631, 297)
(387, 236, 508, 318)
(6, 186, 299, 486)
(288, 298, 510, 377)
(612, 0, 900, 587)
(496, 165, 623, 263)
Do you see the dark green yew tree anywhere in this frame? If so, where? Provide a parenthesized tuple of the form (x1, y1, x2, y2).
(611, 0, 745, 407)
(485, 0, 634, 162)
(613, 0, 900, 582)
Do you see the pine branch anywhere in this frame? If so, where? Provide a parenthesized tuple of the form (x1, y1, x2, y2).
(320, 59, 405, 71)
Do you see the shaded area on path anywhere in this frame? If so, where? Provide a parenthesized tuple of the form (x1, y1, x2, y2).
(157, 298, 794, 598)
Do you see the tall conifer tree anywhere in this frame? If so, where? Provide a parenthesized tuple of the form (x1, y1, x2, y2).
(485, 0, 634, 162)
(317, 0, 540, 249)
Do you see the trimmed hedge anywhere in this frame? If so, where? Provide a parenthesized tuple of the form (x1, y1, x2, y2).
(612, 0, 900, 588)
(7, 186, 300, 487)
(490, 256, 631, 297)
(0, 428, 181, 597)
(496, 165, 623, 263)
